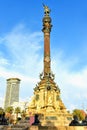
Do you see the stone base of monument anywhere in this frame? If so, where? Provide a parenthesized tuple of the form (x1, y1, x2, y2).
(38, 112, 72, 126)
(0, 125, 87, 130)
(30, 126, 87, 130)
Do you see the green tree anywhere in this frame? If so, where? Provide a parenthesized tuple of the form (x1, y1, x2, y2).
(0, 107, 4, 114)
(5, 106, 14, 114)
(15, 107, 21, 121)
(72, 109, 85, 121)
(15, 107, 21, 115)
(21, 110, 26, 118)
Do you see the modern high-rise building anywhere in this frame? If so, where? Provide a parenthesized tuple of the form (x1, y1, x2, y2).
(4, 78, 20, 109)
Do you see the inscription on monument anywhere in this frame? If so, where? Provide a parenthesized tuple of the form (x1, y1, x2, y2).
(45, 116, 57, 120)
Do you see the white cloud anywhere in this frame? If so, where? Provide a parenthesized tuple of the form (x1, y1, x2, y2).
(0, 24, 87, 111)
(0, 24, 43, 108)
(0, 58, 9, 65)
(51, 52, 87, 110)
(0, 97, 4, 108)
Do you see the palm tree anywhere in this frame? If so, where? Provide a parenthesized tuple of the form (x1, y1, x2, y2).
(15, 107, 21, 121)
(15, 107, 21, 114)
(21, 110, 26, 118)
(5, 106, 14, 124)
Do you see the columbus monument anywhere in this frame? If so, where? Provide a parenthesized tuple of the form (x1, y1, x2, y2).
(28, 5, 71, 126)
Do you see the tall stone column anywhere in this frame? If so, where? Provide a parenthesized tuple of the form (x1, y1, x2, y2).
(42, 5, 52, 77)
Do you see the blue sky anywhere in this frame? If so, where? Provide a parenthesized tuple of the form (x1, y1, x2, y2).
(0, 0, 87, 111)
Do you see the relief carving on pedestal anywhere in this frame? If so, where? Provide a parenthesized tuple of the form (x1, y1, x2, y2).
(29, 96, 35, 108)
(47, 91, 53, 106)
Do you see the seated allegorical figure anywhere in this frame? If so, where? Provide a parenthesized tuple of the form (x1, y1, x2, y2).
(82, 115, 87, 126)
(69, 115, 81, 126)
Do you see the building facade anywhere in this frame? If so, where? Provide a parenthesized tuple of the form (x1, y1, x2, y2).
(4, 78, 20, 109)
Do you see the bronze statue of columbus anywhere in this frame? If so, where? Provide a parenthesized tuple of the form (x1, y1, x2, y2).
(43, 4, 51, 15)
